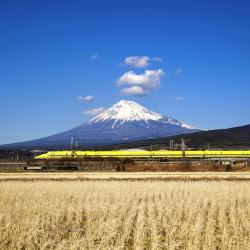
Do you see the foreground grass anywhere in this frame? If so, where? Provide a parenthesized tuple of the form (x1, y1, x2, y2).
(0, 180, 250, 249)
(1, 171, 250, 181)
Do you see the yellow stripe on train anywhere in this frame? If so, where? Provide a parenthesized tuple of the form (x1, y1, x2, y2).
(35, 150, 250, 159)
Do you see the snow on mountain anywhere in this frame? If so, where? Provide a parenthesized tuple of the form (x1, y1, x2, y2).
(89, 100, 196, 129)
(160, 117, 196, 130)
(89, 100, 163, 126)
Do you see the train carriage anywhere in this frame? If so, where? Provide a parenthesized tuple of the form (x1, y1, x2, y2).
(35, 150, 250, 159)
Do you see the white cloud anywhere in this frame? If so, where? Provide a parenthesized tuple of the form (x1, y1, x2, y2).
(77, 95, 94, 102)
(175, 96, 184, 101)
(90, 53, 99, 60)
(123, 56, 163, 68)
(152, 57, 163, 62)
(117, 69, 164, 96)
(83, 107, 106, 116)
(124, 56, 150, 68)
(121, 86, 147, 96)
(176, 68, 183, 76)
(118, 69, 164, 87)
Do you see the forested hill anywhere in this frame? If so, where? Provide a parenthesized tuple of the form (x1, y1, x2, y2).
(106, 124, 250, 149)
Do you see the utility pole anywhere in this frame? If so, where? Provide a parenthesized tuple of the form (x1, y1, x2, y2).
(181, 138, 186, 159)
(170, 140, 174, 150)
(150, 145, 153, 158)
(71, 137, 74, 150)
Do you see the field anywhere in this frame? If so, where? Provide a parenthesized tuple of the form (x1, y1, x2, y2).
(0, 173, 250, 249)
(1, 172, 250, 181)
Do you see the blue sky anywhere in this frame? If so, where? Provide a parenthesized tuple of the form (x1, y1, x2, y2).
(0, 0, 250, 144)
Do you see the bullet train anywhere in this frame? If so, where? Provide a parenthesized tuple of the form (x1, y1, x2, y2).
(35, 150, 250, 159)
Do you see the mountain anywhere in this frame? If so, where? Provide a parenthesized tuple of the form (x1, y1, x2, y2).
(105, 124, 250, 150)
(89, 100, 195, 129)
(1, 100, 199, 149)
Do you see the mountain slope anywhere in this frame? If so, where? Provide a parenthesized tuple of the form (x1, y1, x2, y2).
(106, 124, 250, 149)
(1, 100, 199, 148)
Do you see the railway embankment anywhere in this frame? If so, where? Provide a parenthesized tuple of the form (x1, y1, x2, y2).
(0, 162, 26, 172)
(0, 159, 249, 172)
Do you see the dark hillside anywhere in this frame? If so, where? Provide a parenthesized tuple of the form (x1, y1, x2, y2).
(106, 124, 250, 149)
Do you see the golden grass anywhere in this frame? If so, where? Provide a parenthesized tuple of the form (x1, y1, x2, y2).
(0, 179, 250, 249)
(1, 171, 250, 181)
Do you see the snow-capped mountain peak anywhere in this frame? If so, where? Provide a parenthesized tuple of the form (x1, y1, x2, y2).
(89, 100, 163, 127)
(89, 100, 196, 129)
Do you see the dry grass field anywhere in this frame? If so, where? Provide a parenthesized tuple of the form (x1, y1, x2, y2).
(0, 174, 250, 249)
(1, 171, 250, 181)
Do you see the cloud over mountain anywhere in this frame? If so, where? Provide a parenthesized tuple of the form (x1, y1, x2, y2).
(152, 57, 163, 62)
(121, 86, 146, 96)
(117, 69, 165, 96)
(124, 56, 149, 68)
(175, 96, 184, 101)
(123, 56, 163, 68)
(176, 68, 183, 76)
(83, 107, 106, 116)
(78, 95, 94, 102)
(90, 53, 99, 60)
